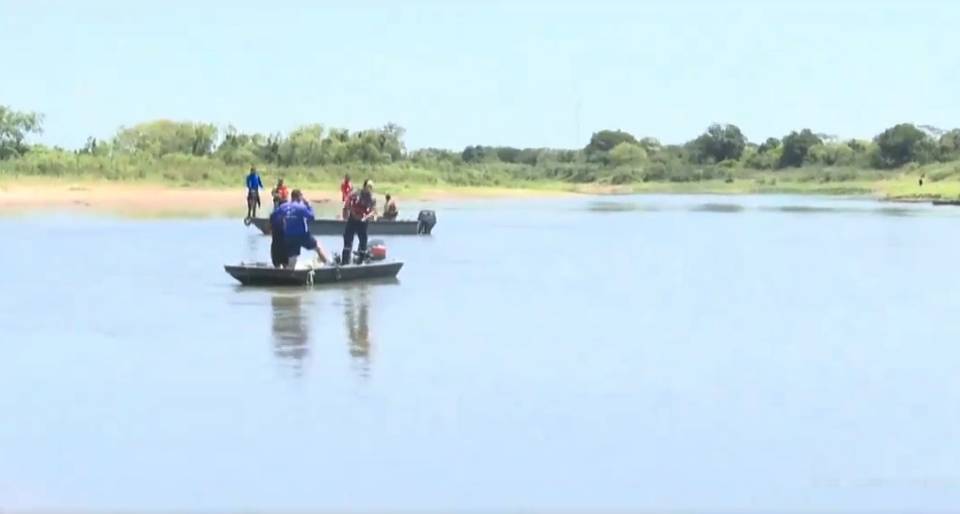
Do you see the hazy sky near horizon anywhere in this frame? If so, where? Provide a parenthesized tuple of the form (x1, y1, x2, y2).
(2, 0, 958, 150)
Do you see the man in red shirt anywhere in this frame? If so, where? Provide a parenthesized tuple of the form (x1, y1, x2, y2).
(340, 174, 352, 219)
(272, 178, 290, 209)
(341, 179, 377, 264)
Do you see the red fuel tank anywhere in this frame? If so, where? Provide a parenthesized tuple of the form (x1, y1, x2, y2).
(369, 243, 386, 260)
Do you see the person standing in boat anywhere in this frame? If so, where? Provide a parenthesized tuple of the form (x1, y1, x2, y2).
(245, 166, 265, 219)
(341, 174, 353, 202)
(272, 178, 290, 209)
(269, 196, 288, 268)
(282, 190, 331, 267)
(382, 194, 399, 220)
(340, 174, 353, 219)
(341, 180, 378, 264)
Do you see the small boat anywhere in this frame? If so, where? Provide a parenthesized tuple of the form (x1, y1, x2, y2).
(932, 199, 960, 206)
(247, 210, 437, 236)
(225, 260, 403, 286)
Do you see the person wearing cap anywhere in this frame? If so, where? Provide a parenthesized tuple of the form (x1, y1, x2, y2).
(280, 189, 330, 267)
(341, 179, 378, 264)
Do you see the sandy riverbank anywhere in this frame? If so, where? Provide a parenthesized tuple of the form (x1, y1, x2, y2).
(0, 180, 575, 216)
(1, 176, 955, 216)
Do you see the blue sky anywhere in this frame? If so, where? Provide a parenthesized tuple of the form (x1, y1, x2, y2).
(2, 0, 958, 150)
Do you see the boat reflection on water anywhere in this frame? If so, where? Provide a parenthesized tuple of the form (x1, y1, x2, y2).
(343, 285, 372, 378)
(270, 292, 310, 374)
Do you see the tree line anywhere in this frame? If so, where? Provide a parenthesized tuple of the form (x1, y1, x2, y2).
(3, 104, 960, 182)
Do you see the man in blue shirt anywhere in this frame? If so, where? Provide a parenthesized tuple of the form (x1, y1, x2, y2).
(269, 197, 288, 268)
(280, 189, 330, 268)
(245, 166, 264, 219)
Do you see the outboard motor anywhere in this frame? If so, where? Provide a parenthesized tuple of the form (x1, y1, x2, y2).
(417, 209, 437, 235)
(368, 239, 387, 261)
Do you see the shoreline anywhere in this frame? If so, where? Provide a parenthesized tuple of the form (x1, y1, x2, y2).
(0, 177, 954, 216)
(0, 179, 579, 217)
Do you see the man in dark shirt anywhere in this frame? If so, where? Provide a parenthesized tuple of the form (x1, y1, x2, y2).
(341, 179, 377, 264)
(269, 197, 287, 268)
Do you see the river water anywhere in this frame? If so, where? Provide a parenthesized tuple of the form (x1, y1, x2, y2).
(2, 194, 959, 511)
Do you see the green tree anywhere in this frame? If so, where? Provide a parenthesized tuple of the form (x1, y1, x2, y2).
(517, 148, 542, 166)
(778, 129, 822, 168)
(873, 123, 935, 168)
(758, 137, 780, 153)
(495, 147, 521, 163)
(462, 145, 498, 163)
(847, 139, 868, 153)
(689, 123, 746, 163)
(411, 148, 461, 164)
(376, 123, 406, 162)
(0, 105, 44, 159)
(535, 149, 580, 164)
(808, 143, 855, 166)
(78, 136, 111, 157)
(317, 135, 346, 164)
(608, 142, 648, 166)
(216, 126, 259, 165)
(638, 137, 662, 155)
(745, 145, 781, 169)
(278, 124, 325, 165)
(79, 136, 98, 155)
(348, 130, 390, 164)
(938, 129, 960, 161)
(189, 124, 217, 156)
(113, 120, 217, 158)
(261, 134, 282, 164)
(585, 130, 638, 155)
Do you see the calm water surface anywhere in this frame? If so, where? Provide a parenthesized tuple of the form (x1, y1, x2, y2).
(2, 195, 959, 511)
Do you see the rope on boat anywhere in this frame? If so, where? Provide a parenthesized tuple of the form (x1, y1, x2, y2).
(306, 268, 315, 286)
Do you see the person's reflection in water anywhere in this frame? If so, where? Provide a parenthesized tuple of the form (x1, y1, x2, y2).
(343, 286, 372, 378)
(271, 292, 309, 375)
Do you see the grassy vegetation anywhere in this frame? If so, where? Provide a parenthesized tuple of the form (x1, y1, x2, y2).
(620, 164, 960, 198)
(3, 152, 959, 201)
(4, 106, 960, 201)
(0, 152, 572, 195)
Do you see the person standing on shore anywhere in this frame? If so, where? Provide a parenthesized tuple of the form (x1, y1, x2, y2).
(341, 179, 378, 264)
(246, 166, 264, 219)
